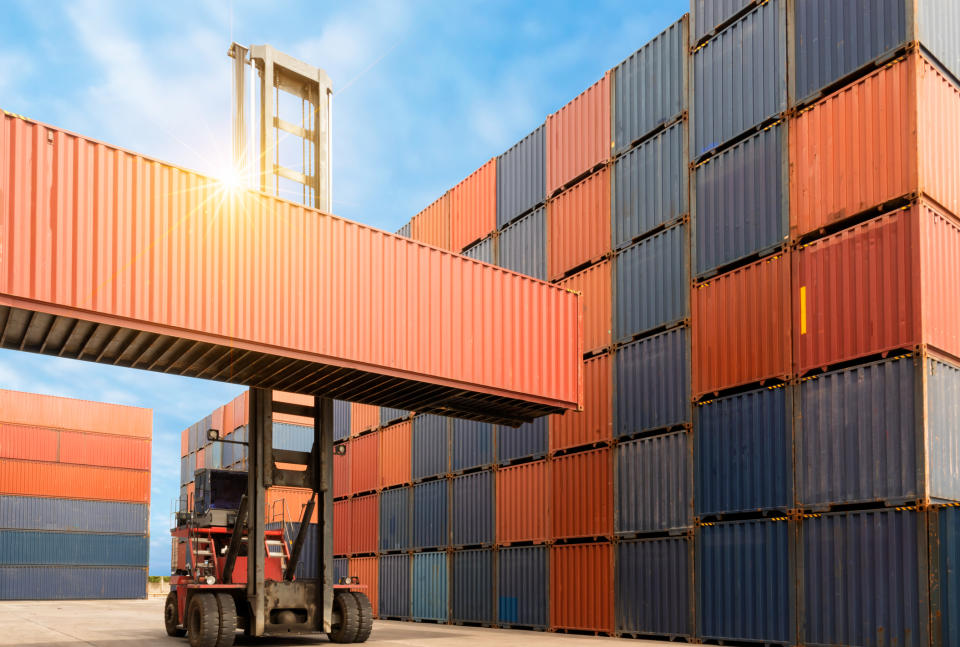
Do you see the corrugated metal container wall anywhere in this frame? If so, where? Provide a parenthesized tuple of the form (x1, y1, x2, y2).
(933, 505, 960, 646)
(0, 496, 148, 534)
(452, 549, 493, 624)
(379, 422, 411, 489)
(692, 252, 792, 398)
(180, 455, 190, 486)
(551, 543, 613, 633)
(690, 0, 755, 44)
(351, 404, 379, 437)
(546, 73, 610, 195)
(273, 423, 312, 452)
(350, 432, 379, 495)
(616, 537, 692, 638)
(0, 424, 57, 461)
(922, 208, 960, 365)
(790, 53, 960, 239)
(692, 0, 787, 158)
(556, 260, 612, 355)
(612, 17, 688, 154)
(0, 566, 146, 600)
(928, 356, 960, 503)
(349, 556, 379, 616)
(451, 419, 493, 472)
(614, 327, 691, 437)
(616, 431, 691, 534)
(497, 207, 546, 281)
(0, 460, 149, 503)
(0, 531, 147, 566)
(412, 415, 450, 481)
(612, 121, 688, 249)
(461, 236, 496, 265)
(697, 518, 795, 643)
(410, 193, 452, 251)
(450, 158, 497, 252)
(452, 471, 493, 546)
(334, 557, 347, 583)
(693, 123, 787, 277)
(498, 546, 548, 628)
(379, 486, 410, 552)
(379, 554, 411, 619)
(412, 552, 449, 622)
(918, 0, 960, 80)
(496, 460, 548, 544)
(696, 386, 792, 516)
(267, 522, 321, 579)
(396, 222, 411, 238)
(497, 124, 545, 228)
(412, 480, 448, 550)
(380, 406, 409, 427)
(547, 168, 611, 281)
(333, 500, 351, 556)
(333, 443, 350, 499)
(0, 390, 152, 439)
(496, 417, 547, 465)
(800, 509, 924, 647)
(181, 428, 188, 457)
(350, 493, 378, 555)
(551, 447, 613, 540)
(266, 487, 317, 523)
(614, 223, 689, 342)
(550, 353, 612, 453)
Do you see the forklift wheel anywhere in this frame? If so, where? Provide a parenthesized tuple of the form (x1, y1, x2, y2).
(351, 592, 373, 643)
(327, 590, 360, 643)
(214, 593, 237, 647)
(187, 593, 220, 647)
(164, 591, 186, 637)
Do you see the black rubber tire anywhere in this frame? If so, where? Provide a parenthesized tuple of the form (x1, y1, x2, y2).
(187, 593, 220, 647)
(214, 593, 237, 647)
(351, 591, 373, 643)
(164, 591, 186, 637)
(327, 590, 360, 644)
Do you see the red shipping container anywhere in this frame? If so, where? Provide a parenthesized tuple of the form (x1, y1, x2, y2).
(550, 354, 611, 453)
(692, 252, 792, 398)
(351, 403, 379, 437)
(348, 556, 379, 616)
(410, 193, 452, 251)
(379, 422, 412, 489)
(550, 543, 613, 633)
(790, 52, 960, 239)
(59, 431, 151, 470)
(334, 499, 351, 556)
(550, 447, 613, 540)
(496, 460, 548, 544)
(0, 389, 151, 439)
(0, 458, 149, 503)
(556, 260, 612, 355)
(334, 440, 351, 499)
(546, 73, 611, 195)
(548, 167, 611, 281)
(350, 493, 379, 556)
(0, 423, 58, 462)
(450, 158, 496, 252)
(350, 432, 379, 495)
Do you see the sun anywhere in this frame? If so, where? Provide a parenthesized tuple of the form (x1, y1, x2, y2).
(217, 164, 245, 194)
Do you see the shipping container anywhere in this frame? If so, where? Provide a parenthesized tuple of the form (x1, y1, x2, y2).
(790, 53, 960, 240)
(267, 521, 321, 579)
(616, 431, 692, 534)
(333, 499, 351, 556)
(451, 419, 493, 472)
(497, 207, 546, 281)
(412, 552, 448, 622)
(496, 417, 547, 465)
(395, 222, 411, 238)
(496, 460, 548, 545)
(611, 17, 688, 154)
(350, 431, 378, 495)
(692, 252, 792, 398)
(497, 124, 545, 227)
(931, 505, 960, 647)
(452, 471, 494, 546)
(546, 73, 610, 195)
(333, 441, 350, 499)
(0, 423, 57, 462)
(800, 508, 926, 647)
(350, 403, 379, 438)
(498, 546, 548, 628)
(550, 543, 613, 633)
(412, 415, 450, 481)
(410, 193, 452, 251)
(612, 121, 688, 249)
(412, 479, 448, 550)
(0, 389, 151, 439)
(350, 493, 378, 555)
(349, 556, 379, 616)
(273, 422, 312, 452)
(615, 327, 691, 437)
(556, 260, 611, 356)
(0, 566, 146, 600)
(0, 531, 147, 566)
(690, 0, 756, 45)
(265, 486, 317, 524)
(696, 385, 792, 517)
(547, 168, 611, 281)
(0, 459, 149, 503)
(450, 158, 497, 252)
(379, 422, 411, 489)
(452, 549, 493, 624)
(461, 235, 496, 265)
(550, 353, 612, 453)
(697, 518, 795, 643)
(379, 553, 411, 619)
(692, 0, 787, 158)
(693, 122, 788, 277)
(0, 496, 148, 534)
(379, 486, 410, 552)
(334, 556, 347, 583)
(379, 406, 409, 427)
(551, 447, 613, 540)
(333, 399, 350, 442)
(181, 428, 188, 457)
(616, 536, 693, 638)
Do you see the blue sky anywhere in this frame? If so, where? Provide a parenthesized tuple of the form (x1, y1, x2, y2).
(0, 0, 688, 575)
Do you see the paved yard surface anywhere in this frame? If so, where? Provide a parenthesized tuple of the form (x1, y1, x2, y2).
(0, 599, 662, 646)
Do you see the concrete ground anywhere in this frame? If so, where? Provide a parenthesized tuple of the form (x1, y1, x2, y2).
(0, 599, 668, 646)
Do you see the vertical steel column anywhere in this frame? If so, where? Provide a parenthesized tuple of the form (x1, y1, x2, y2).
(247, 387, 272, 636)
(315, 396, 334, 631)
(229, 43, 248, 180)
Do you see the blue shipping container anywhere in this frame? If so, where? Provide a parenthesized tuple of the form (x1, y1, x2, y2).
(267, 522, 321, 579)
(497, 207, 546, 280)
(334, 400, 351, 442)
(333, 557, 348, 584)
(379, 553, 411, 618)
(934, 505, 960, 646)
(452, 419, 494, 472)
(0, 496, 148, 535)
(496, 418, 548, 465)
(412, 480, 448, 550)
(0, 566, 146, 600)
(452, 471, 494, 546)
(616, 431, 691, 534)
(452, 549, 493, 624)
(926, 356, 960, 503)
(380, 406, 410, 427)
(498, 545, 548, 628)
(616, 536, 692, 637)
(273, 422, 313, 451)
(412, 552, 448, 622)
(0, 531, 148, 567)
(412, 415, 449, 480)
(497, 125, 545, 228)
(462, 236, 496, 264)
(691, 0, 755, 44)
(379, 487, 411, 552)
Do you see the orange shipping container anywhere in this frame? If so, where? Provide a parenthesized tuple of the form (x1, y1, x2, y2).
(349, 556, 379, 616)
(546, 73, 611, 195)
(273, 391, 315, 426)
(195, 447, 205, 470)
(0, 423, 58, 462)
(550, 543, 614, 633)
(496, 460, 548, 544)
(556, 260, 612, 355)
(266, 487, 317, 524)
(691, 252, 792, 398)
(410, 193, 452, 251)
(790, 52, 960, 240)
(548, 167, 611, 281)
(351, 403, 379, 437)
(181, 428, 189, 457)
(334, 441, 351, 499)
(334, 499, 351, 556)
(379, 422, 412, 489)
(450, 158, 497, 252)
(59, 431, 151, 470)
(550, 447, 613, 540)
(351, 432, 379, 495)
(0, 389, 151, 439)
(351, 493, 379, 556)
(0, 458, 149, 503)
(550, 354, 612, 454)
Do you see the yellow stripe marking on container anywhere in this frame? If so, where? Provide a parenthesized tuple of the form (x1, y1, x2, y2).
(799, 286, 807, 335)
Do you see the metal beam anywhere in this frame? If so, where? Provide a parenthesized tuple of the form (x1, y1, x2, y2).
(221, 494, 248, 585)
(285, 495, 316, 581)
(247, 388, 271, 636)
(271, 401, 316, 419)
(316, 395, 334, 631)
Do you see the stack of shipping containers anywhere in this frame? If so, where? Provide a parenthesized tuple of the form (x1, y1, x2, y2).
(0, 389, 151, 600)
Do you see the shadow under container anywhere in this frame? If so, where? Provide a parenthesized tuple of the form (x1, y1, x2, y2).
(451, 419, 493, 473)
(496, 417, 547, 465)
(498, 545, 548, 629)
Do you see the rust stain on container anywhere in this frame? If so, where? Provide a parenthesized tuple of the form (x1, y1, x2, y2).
(556, 260, 612, 355)
(351, 432, 379, 495)
(548, 167, 611, 281)
(334, 499, 351, 556)
(333, 440, 350, 499)
(379, 421, 412, 489)
(349, 556, 379, 615)
(550, 542, 614, 632)
(550, 447, 613, 540)
(547, 73, 611, 195)
(496, 459, 548, 544)
(351, 404, 380, 437)
(450, 158, 496, 252)
(550, 353, 612, 454)
(0, 459, 149, 503)
(0, 389, 151, 439)
(410, 193, 452, 251)
(351, 493, 378, 555)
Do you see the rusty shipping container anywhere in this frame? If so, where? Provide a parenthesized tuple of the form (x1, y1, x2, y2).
(333, 442, 349, 499)
(378, 421, 411, 489)
(550, 447, 613, 540)
(549, 353, 612, 454)
(350, 431, 379, 495)
(546, 73, 611, 195)
(547, 167, 611, 281)
(555, 260, 612, 356)
(497, 124, 545, 227)
(550, 543, 614, 633)
(450, 158, 496, 252)
(790, 52, 960, 240)
(410, 193, 452, 251)
(496, 460, 548, 545)
(350, 493, 378, 555)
